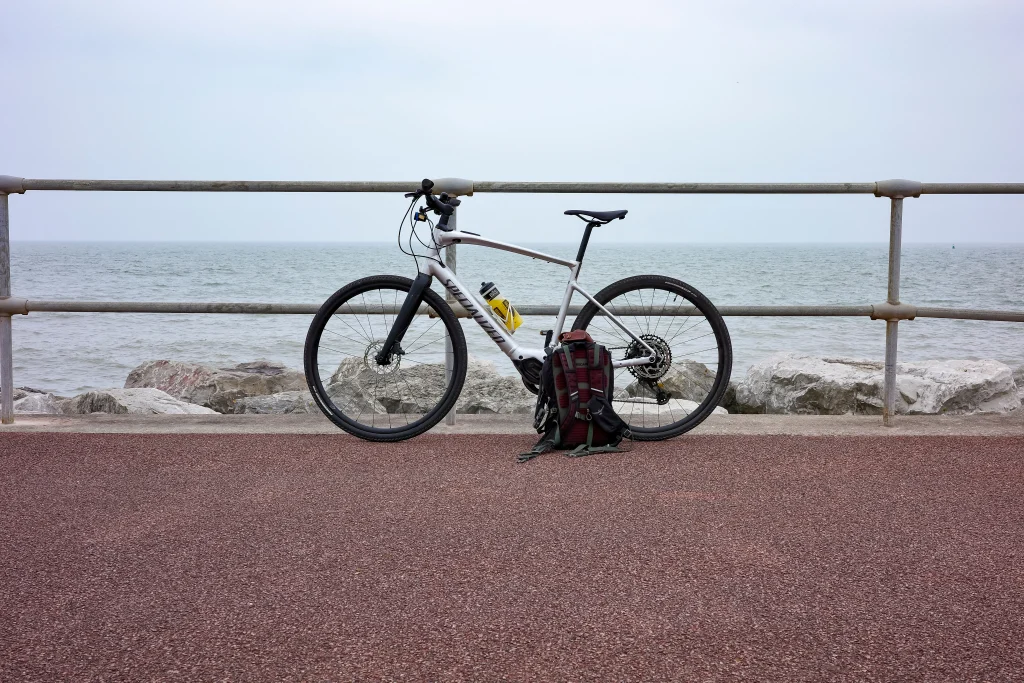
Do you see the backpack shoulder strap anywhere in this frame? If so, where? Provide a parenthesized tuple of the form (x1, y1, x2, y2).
(558, 343, 580, 403)
(518, 424, 559, 463)
(588, 343, 607, 399)
(554, 344, 582, 434)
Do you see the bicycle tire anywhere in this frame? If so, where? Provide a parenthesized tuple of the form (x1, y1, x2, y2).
(572, 274, 732, 441)
(304, 274, 468, 442)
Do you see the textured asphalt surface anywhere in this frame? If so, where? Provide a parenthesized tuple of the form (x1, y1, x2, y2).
(2, 434, 1023, 681)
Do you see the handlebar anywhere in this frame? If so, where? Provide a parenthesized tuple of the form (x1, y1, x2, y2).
(406, 178, 458, 217)
(404, 178, 462, 231)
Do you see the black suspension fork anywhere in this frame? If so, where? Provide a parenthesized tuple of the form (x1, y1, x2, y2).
(374, 273, 433, 365)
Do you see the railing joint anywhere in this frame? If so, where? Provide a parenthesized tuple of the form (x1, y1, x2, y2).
(871, 302, 917, 322)
(0, 176, 26, 195)
(432, 178, 474, 197)
(874, 179, 922, 199)
(0, 297, 29, 316)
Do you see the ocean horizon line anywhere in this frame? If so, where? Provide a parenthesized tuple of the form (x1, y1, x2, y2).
(11, 240, 1021, 247)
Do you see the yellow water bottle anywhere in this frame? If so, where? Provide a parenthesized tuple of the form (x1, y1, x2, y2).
(480, 281, 523, 334)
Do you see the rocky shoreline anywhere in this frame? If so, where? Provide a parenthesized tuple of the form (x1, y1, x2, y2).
(11, 355, 1024, 417)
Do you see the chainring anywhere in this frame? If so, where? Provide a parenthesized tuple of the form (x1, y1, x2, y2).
(624, 334, 672, 382)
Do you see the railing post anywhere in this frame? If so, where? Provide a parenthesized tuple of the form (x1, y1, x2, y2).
(444, 208, 457, 426)
(882, 197, 903, 425)
(0, 192, 13, 424)
(873, 180, 921, 427)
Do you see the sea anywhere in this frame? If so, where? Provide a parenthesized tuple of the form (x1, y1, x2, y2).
(9, 242, 1024, 395)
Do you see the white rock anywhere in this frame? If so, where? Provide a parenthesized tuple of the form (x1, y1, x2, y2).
(10, 386, 50, 403)
(456, 358, 536, 415)
(233, 390, 318, 415)
(327, 355, 535, 415)
(327, 356, 433, 414)
(732, 354, 1021, 415)
(624, 360, 719, 403)
(1014, 365, 1024, 404)
(125, 360, 307, 413)
(63, 388, 219, 415)
(13, 392, 64, 415)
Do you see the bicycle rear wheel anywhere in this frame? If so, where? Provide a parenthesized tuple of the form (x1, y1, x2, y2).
(572, 274, 732, 440)
(304, 275, 468, 441)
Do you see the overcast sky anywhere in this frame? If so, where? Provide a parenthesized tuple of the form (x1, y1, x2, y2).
(2, 0, 1022, 242)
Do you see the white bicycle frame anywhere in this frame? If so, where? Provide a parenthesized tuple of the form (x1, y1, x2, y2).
(418, 226, 656, 368)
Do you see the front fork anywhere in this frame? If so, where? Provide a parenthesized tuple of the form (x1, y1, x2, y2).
(374, 272, 433, 365)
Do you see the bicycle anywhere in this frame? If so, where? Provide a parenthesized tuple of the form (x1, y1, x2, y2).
(304, 178, 733, 442)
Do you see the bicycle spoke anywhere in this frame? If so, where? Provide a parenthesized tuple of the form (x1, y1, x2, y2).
(664, 317, 707, 345)
(347, 295, 374, 343)
(378, 368, 393, 428)
(587, 318, 631, 346)
(675, 345, 721, 359)
(403, 335, 448, 356)
(621, 291, 646, 337)
(331, 309, 373, 344)
(396, 372, 419, 424)
(392, 356, 436, 367)
(362, 294, 376, 342)
(322, 327, 369, 347)
(639, 288, 653, 334)
(673, 329, 717, 348)
(318, 344, 359, 358)
(400, 318, 442, 352)
(652, 289, 671, 338)
(379, 288, 390, 339)
(660, 311, 696, 347)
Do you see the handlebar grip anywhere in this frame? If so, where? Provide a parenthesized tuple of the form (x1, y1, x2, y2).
(421, 178, 434, 193)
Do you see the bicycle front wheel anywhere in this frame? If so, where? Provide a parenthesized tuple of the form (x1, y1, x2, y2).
(572, 274, 732, 440)
(304, 275, 468, 441)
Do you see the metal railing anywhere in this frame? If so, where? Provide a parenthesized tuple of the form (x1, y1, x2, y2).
(1, 175, 1023, 426)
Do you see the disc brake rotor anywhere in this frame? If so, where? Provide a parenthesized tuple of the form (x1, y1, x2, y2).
(364, 340, 402, 376)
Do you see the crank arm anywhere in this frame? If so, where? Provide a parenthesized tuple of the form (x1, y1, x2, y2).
(611, 357, 657, 369)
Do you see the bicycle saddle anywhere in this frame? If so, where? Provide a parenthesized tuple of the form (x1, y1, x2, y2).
(564, 209, 628, 224)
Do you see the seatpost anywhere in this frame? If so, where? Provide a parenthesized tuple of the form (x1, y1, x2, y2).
(575, 222, 598, 269)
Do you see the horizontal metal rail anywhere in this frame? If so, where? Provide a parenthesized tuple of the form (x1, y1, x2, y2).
(8, 300, 1024, 322)
(914, 307, 1024, 323)
(7, 178, 1024, 194)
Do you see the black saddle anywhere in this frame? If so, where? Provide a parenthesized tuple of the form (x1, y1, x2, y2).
(564, 209, 627, 224)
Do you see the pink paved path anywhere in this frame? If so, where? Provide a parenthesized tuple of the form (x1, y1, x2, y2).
(2, 434, 1023, 681)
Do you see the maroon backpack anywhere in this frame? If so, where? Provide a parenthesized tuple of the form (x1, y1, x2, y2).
(519, 330, 630, 462)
